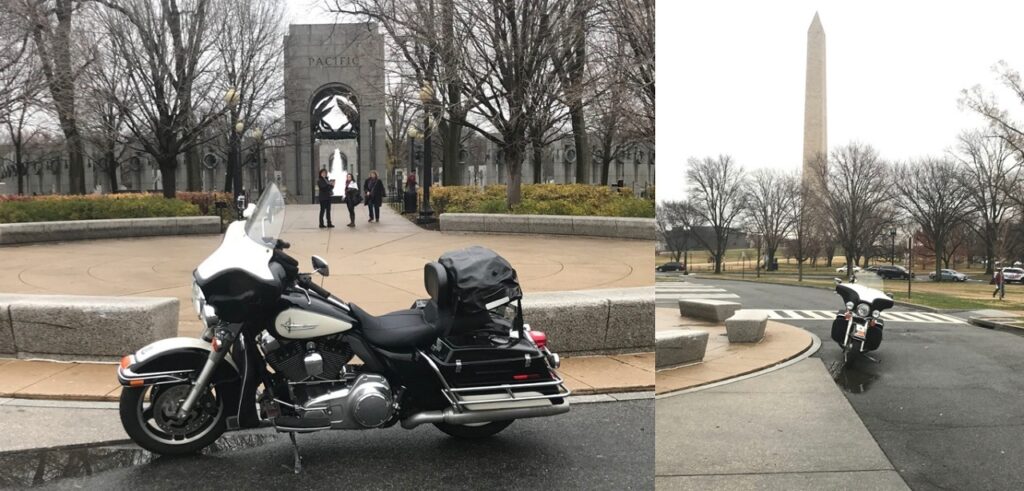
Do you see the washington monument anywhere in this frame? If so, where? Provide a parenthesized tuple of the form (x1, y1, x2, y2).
(803, 12, 827, 187)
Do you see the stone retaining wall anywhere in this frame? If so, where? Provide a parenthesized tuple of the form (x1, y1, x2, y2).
(0, 294, 178, 360)
(439, 213, 654, 240)
(523, 286, 653, 355)
(0, 216, 221, 245)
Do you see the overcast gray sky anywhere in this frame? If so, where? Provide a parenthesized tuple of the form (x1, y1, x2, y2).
(657, 1, 1024, 202)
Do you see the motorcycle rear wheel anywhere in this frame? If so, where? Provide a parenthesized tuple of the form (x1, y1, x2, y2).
(434, 420, 514, 439)
(120, 384, 226, 456)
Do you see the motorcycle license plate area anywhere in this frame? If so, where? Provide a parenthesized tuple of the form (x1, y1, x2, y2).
(851, 323, 868, 339)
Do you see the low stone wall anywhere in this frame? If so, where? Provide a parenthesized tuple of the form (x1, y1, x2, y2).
(0, 294, 178, 360)
(0, 216, 221, 245)
(439, 213, 654, 240)
(522, 286, 653, 355)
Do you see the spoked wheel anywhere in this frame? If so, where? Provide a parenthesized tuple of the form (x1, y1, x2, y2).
(120, 383, 226, 456)
(434, 420, 514, 439)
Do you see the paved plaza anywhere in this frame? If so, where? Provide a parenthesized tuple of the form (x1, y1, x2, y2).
(0, 205, 653, 336)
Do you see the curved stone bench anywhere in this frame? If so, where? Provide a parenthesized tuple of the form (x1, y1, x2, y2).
(522, 286, 654, 355)
(0, 216, 221, 245)
(726, 310, 768, 343)
(439, 213, 654, 240)
(0, 294, 178, 360)
(655, 329, 709, 368)
(678, 299, 741, 323)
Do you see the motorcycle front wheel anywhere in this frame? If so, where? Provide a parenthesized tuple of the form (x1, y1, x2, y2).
(434, 420, 514, 439)
(120, 383, 226, 456)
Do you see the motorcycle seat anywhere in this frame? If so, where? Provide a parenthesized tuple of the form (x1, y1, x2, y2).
(349, 304, 439, 350)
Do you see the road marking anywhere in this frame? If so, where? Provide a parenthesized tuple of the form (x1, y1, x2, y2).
(755, 309, 964, 324)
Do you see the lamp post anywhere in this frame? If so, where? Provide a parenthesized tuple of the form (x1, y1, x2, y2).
(890, 228, 897, 266)
(251, 127, 264, 194)
(417, 83, 436, 224)
(224, 88, 244, 218)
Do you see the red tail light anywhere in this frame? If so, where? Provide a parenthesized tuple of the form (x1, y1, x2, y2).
(528, 330, 547, 349)
(513, 374, 529, 380)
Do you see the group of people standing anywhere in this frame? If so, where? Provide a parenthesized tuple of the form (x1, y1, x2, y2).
(316, 169, 386, 228)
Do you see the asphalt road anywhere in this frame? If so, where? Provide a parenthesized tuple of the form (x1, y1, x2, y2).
(682, 278, 1024, 491)
(9, 399, 652, 490)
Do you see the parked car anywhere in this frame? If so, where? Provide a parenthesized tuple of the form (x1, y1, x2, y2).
(864, 265, 880, 273)
(875, 265, 914, 280)
(928, 269, 968, 282)
(836, 264, 862, 274)
(1000, 267, 1024, 284)
(657, 262, 686, 273)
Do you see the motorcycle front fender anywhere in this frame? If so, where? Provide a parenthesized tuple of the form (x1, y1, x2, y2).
(117, 337, 240, 387)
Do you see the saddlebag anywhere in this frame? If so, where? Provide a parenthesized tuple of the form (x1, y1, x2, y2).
(427, 333, 551, 388)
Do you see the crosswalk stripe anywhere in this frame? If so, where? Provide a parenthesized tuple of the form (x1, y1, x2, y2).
(759, 310, 964, 324)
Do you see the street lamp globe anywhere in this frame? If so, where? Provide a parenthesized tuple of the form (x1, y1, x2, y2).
(251, 127, 263, 141)
(418, 83, 433, 104)
(234, 121, 245, 134)
(224, 87, 240, 108)
(407, 127, 421, 139)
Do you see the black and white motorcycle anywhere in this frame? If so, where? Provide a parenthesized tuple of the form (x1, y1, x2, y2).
(116, 184, 569, 467)
(830, 275, 894, 363)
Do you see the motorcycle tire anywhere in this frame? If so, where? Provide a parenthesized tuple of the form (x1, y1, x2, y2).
(434, 420, 514, 439)
(120, 384, 226, 456)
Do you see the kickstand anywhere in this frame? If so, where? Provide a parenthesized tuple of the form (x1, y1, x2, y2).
(288, 431, 302, 474)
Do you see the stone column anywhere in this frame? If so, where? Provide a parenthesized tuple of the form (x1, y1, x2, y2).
(803, 12, 827, 189)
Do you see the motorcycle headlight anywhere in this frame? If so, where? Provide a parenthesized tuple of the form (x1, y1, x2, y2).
(845, 301, 855, 311)
(855, 303, 871, 318)
(872, 310, 881, 319)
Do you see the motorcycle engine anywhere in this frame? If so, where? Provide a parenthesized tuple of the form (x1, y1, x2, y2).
(259, 331, 353, 381)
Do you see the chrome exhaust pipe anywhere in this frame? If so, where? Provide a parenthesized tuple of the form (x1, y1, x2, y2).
(401, 401, 570, 429)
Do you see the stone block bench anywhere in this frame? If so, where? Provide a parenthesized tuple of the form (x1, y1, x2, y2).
(655, 329, 709, 368)
(678, 299, 741, 323)
(725, 310, 769, 343)
(439, 213, 655, 240)
(0, 216, 221, 245)
(0, 294, 178, 360)
(522, 286, 654, 355)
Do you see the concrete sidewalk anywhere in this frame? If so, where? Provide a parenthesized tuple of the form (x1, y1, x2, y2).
(0, 353, 653, 401)
(656, 358, 908, 490)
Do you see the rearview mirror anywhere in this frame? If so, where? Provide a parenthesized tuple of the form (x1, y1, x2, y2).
(834, 278, 843, 285)
(312, 255, 330, 277)
(242, 203, 257, 219)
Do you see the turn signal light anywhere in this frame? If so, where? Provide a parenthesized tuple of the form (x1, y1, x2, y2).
(129, 379, 145, 387)
(211, 337, 221, 352)
(120, 356, 132, 370)
(528, 330, 547, 349)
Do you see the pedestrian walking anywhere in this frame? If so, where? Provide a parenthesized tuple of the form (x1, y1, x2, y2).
(343, 173, 360, 227)
(317, 169, 335, 228)
(993, 268, 1006, 300)
(364, 170, 386, 223)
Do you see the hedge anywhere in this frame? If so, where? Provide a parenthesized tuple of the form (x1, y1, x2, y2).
(429, 184, 655, 218)
(0, 192, 233, 224)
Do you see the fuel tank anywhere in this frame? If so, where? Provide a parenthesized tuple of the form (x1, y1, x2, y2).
(273, 288, 358, 340)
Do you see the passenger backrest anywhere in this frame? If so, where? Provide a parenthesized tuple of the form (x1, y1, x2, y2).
(424, 262, 451, 308)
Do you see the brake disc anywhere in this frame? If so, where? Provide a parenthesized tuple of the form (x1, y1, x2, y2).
(152, 385, 216, 436)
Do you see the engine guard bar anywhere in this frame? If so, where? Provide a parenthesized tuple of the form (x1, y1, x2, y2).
(117, 366, 193, 387)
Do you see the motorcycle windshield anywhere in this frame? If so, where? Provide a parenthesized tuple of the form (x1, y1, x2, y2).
(854, 272, 885, 292)
(244, 184, 286, 248)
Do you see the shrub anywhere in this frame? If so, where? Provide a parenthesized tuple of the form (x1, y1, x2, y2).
(428, 184, 654, 218)
(0, 193, 203, 223)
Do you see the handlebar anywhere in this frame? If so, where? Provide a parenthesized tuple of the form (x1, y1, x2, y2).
(298, 274, 334, 300)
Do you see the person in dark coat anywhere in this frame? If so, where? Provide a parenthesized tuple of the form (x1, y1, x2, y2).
(317, 169, 335, 228)
(363, 170, 386, 222)
(343, 173, 360, 227)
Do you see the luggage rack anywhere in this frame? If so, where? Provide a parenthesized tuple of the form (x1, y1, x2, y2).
(418, 350, 571, 412)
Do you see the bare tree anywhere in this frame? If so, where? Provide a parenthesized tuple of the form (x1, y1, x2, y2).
(814, 143, 894, 280)
(686, 155, 746, 274)
(657, 200, 700, 265)
(2, 75, 50, 195)
(456, 0, 565, 206)
(951, 130, 1020, 274)
(553, 0, 593, 184)
(384, 78, 420, 185)
(97, 0, 226, 198)
(744, 169, 799, 271)
(78, 28, 134, 193)
(786, 182, 821, 281)
(14, 0, 98, 194)
(894, 157, 974, 281)
(604, 0, 653, 139)
(0, 5, 36, 117)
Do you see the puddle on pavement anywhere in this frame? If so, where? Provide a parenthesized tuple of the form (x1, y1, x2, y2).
(0, 432, 279, 488)
(828, 360, 880, 394)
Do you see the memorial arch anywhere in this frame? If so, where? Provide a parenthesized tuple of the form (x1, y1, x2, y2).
(283, 24, 384, 203)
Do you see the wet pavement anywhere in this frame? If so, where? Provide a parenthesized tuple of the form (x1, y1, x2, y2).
(1, 400, 652, 490)
(692, 278, 1024, 491)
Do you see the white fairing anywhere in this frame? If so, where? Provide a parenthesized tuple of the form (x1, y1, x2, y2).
(195, 221, 274, 282)
(275, 308, 352, 339)
(845, 284, 888, 304)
